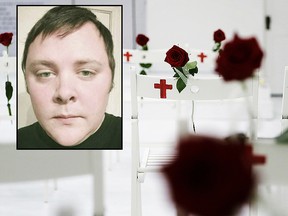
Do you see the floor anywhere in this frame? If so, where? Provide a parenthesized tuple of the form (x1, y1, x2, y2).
(0, 90, 288, 216)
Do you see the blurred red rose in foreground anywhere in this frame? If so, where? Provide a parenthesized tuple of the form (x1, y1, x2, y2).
(0, 32, 13, 47)
(215, 34, 263, 81)
(162, 134, 256, 216)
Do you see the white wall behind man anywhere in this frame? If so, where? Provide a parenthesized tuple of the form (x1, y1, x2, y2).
(0, 0, 134, 57)
(264, 0, 288, 95)
(75, 0, 134, 48)
(145, 0, 265, 50)
(142, 0, 288, 94)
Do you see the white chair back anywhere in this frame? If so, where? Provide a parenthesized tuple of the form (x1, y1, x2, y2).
(131, 69, 259, 118)
(123, 49, 166, 63)
(123, 49, 218, 74)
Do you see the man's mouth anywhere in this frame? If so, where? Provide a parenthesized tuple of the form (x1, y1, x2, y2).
(53, 115, 82, 124)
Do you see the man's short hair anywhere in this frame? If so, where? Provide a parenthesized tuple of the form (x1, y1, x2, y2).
(21, 6, 115, 82)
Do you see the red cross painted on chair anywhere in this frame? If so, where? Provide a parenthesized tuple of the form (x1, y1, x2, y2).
(197, 52, 207, 63)
(246, 145, 266, 165)
(154, 79, 173, 99)
(124, 51, 133, 62)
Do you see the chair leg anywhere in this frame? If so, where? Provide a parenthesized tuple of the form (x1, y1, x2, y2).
(91, 151, 105, 216)
(43, 179, 58, 203)
(137, 181, 142, 216)
(107, 151, 113, 171)
(132, 173, 142, 216)
(107, 151, 121, 171)
(44, 180, 49, 203)
(53, 178, 58, 191)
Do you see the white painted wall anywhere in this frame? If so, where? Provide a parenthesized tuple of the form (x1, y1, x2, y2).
(0, 0, 74, 56)
(138, 0, 288, 94)
(75, 0, 134, 48)
(143, 0, 266, 83)
(1, 0, 134, 55)
(146, 0, 265, 49)
(264, 0, 288, 94)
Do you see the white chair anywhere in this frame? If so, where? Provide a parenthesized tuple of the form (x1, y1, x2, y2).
(2, 56, 105, 216)
(123, 48, 219, 119)
(130, 67, 259, 216)
(0, 146, 105, 216)
(247, 66, 288, 216)
(281, 66, 288, 131)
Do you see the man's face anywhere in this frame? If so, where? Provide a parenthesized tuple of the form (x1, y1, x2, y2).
(25, 22, 112, 146)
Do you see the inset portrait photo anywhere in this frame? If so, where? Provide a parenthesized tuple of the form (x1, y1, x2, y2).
(17, 5, 122, 149)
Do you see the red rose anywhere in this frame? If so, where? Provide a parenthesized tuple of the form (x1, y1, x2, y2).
(165, 45, 189, 67)
(0, 32, 13, 47)
(215, 34, 264, 81)
(213, 29, 226, 43)
(162, 135, 256, 216)
(136, 34, 149, 46)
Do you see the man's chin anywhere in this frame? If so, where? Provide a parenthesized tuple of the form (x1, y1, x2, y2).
(47, 130, 91, 147)
(41, 120, 101, 146)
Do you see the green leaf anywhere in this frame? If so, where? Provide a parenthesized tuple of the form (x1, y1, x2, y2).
(142, 45, 148, 51)
(173, 73, 179, 78)
(189, 67, 198, 76)
(139, 70, 147, 75)
(213, 42, 221, 52)
(139, 63, 152, 69)
(176, 78, 186, 93)
(175, 67, 183, 73)
(276, 127, 288, 144)
(184, 61, 197, 70)
(5, 81, 13, 101)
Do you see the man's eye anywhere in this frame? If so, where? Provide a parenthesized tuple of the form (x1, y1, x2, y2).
(80, 70, 96, 77)
(37, 71, 53, 78)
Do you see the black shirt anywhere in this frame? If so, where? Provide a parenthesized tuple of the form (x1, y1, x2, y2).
(17, 113, 122, 149)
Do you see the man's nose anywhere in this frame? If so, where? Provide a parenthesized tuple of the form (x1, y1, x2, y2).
(53, 74, 76, 104)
